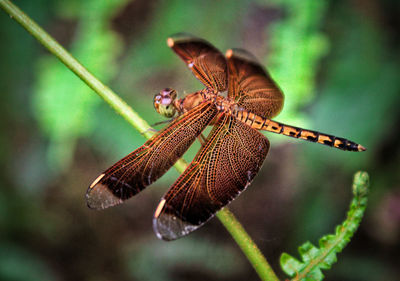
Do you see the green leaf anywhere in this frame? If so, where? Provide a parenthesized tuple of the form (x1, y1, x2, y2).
(280, 253, 302, 276)
(280, 171, 370, 281)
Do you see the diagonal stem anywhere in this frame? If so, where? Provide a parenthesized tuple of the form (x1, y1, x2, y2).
(0, 1, 279, 280)
(217, 209, 279, 281)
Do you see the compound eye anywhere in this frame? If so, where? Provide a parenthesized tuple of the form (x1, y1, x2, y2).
(153, 88, 177, 118)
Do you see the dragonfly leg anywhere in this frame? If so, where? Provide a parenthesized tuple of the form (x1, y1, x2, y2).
(151, 119, 174, 127)
(197, 133, 207, 145)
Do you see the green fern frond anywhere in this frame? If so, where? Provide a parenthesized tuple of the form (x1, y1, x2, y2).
(280, 171, 369, 281)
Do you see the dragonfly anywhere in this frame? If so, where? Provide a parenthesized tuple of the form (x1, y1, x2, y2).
(86, 33, 366, 241)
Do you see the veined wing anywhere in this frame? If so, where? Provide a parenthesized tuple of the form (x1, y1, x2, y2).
(153, 113, 270, 240)
(168, 33, 227, 92)
(226, 48, 284, 118)
(86, 101, 218, 210)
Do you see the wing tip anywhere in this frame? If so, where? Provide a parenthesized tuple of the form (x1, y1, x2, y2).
(86, 176, 123, 210)
(154, 198, 166, 218)
(166, 33, 208, 47)
(225, 48, 260, 65)
(225, 49, 233, 58)
(153, 200, 200, 241)
(166, 37, 174, 47)
(152, 214, 178, 241)
(89, 173, 105, 189)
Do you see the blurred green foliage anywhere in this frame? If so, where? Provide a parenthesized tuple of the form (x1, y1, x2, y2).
(1, 0, 399, 280)
(268, 0, 329, 125)
(126, 238, 245, 281)
(0, 243, 54, 281)
(32, 0, 127, 172)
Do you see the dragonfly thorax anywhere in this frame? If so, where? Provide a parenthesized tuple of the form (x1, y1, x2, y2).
(154, 88, 178, 118)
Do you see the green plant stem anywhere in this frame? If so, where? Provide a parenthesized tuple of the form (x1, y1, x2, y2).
(0, 1, 279, 280)
(217, 209, 279, 281)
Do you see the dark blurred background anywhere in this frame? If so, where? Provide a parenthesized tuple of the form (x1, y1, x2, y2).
(1, 0, 399, 280)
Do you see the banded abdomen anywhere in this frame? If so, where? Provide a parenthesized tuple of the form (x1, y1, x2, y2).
(233, 110, 366, 152)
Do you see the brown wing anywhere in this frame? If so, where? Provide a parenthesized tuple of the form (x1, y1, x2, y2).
(226, 48, 284, 118)
(153, 114, 269, 240)
(168, 33, 227, 92)
(86, 101, 218, 210)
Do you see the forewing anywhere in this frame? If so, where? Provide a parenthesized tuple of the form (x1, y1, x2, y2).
(86, 102, 218, 209)
(168, 33, 227, 92)
(153, 114, 269, 240)
(226, 48, 284, 118)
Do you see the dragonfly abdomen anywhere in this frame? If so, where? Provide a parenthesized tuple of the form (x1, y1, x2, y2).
(233, 109, 365, 152)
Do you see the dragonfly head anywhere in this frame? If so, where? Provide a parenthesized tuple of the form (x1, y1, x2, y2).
(154, 88, 178, 118)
